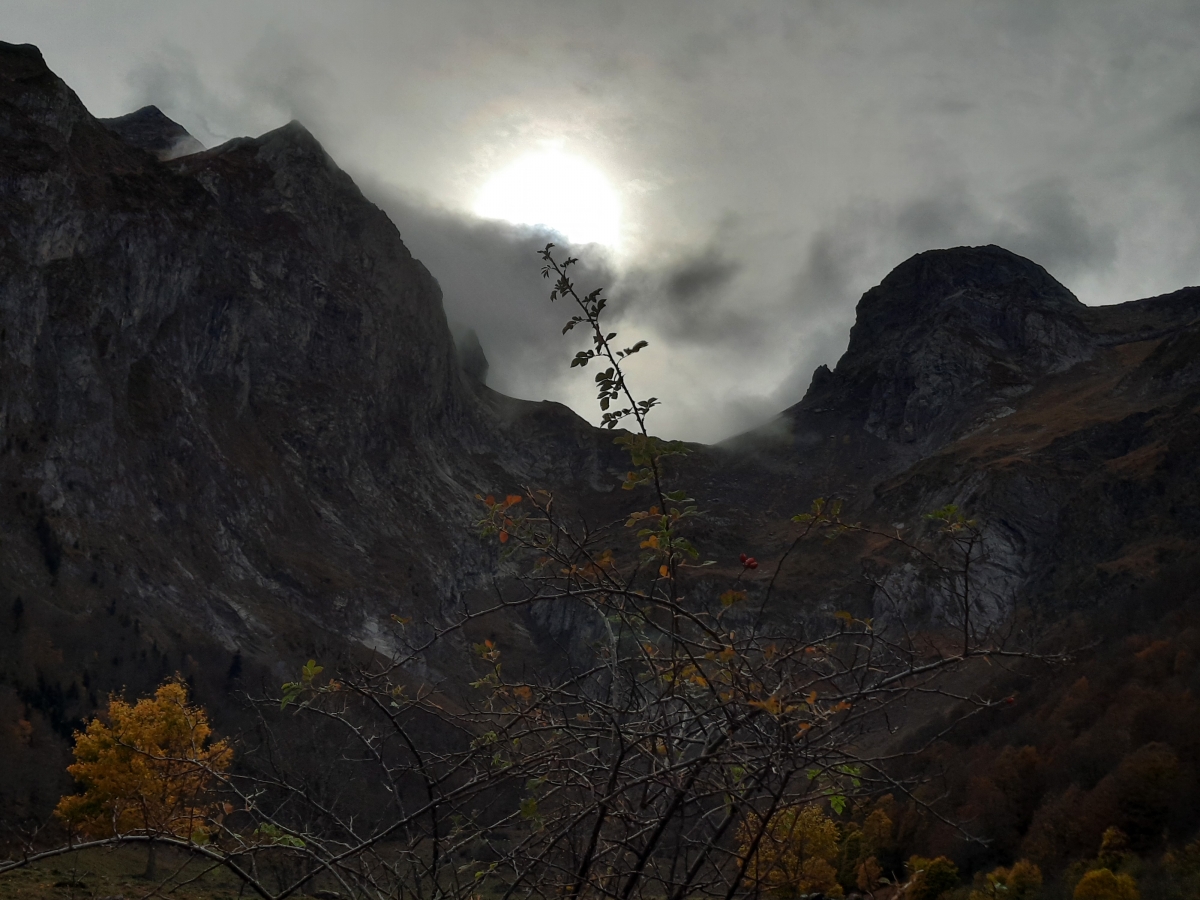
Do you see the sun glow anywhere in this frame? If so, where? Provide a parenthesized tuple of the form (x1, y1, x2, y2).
(474, 149, 620, 247)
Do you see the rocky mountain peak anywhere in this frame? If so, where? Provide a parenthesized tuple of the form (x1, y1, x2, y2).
(801, 245, 1096, 445)
(99, 105, 204, 160)
(0, 41, 93, 140)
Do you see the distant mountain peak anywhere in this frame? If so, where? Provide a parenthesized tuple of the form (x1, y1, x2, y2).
(872, 244, 1082, 307)
(800, 244, 1095, 445)
(99, 105, 205, 160)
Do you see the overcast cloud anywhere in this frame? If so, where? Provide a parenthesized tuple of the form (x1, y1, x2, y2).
(6, 0, 1200, 441)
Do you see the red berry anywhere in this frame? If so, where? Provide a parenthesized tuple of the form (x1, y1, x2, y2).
(1005, 696, 1016, 705)
(746, 557, 758, 569)
(739, 553, 748, 563)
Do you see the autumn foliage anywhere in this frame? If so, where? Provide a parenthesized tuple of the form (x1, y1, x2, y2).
(54, 678, 231, 841)
(1072, 868, 1140, 900)
(738, 804, 843, 898)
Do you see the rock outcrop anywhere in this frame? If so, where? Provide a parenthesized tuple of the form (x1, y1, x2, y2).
(800, 245, 1097, 446)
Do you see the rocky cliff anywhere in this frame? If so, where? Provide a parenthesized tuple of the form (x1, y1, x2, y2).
(0, 40, 622, 813)
(716, 245, 1200, 631)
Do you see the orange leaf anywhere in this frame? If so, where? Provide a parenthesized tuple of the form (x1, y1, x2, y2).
(659, 565, 670, 578)
(749, 696, 783, 717)
(499, 530, 509, 543)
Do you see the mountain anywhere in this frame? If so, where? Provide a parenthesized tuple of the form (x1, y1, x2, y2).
(98, 105, 206, 160)
(2, 39, 1200, 864)
(708, 245, 1200, 629)
(0, 40, 624, 814)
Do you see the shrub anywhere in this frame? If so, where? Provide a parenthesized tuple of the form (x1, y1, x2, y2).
(1072, 868, 1139, 900)
(907, 855, 960, 900)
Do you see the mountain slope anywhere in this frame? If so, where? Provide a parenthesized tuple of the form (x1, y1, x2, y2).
(0, 41, 622, 818)
(711, 246, 1200, 636)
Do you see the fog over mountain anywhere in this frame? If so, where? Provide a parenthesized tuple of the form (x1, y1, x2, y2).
(5, 0, 1200, 440)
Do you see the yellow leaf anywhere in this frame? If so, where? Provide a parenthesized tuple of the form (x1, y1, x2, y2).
(720, 590, 747, 608)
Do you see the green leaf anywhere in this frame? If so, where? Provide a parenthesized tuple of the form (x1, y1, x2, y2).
(301, 659, 324, 683)
(279, 682, 303, 711)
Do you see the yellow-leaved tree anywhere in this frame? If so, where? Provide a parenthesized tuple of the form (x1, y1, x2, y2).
(55, 677, 232, 877)
(738, 804, 843, 898)
(1073, 869, 1140, 900)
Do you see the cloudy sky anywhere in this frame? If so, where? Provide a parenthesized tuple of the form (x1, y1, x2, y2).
(8, 1, 1200, 441)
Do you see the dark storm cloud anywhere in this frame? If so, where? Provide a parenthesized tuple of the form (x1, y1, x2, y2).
(664, 253, 740, 307)
(627, 242, 748, 344)
(999, 181, 1118, 277)
(891, 181, 1118, 283)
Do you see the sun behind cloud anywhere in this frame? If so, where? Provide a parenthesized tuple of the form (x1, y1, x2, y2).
(474, 149, 620, 247)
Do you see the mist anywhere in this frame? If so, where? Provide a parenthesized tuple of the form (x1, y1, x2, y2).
(6, 0, 1199, 441)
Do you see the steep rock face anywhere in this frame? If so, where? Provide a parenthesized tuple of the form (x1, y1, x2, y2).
(0, 40, 618, 702)
(715, 246, 1200, 637)
(801, 245, 1097, 446)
